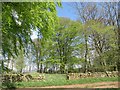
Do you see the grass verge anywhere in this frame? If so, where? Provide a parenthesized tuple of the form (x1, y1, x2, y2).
(14, 74, 118, 88)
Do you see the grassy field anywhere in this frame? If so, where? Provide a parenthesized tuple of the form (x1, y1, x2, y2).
(13, 72, 118, 88)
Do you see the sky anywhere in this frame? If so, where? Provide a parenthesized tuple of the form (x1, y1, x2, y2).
(31, 2, 76, 39)
(56, 2, 77, 21)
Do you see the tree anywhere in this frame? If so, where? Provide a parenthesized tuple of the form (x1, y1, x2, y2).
(33, 35, 53, 73)
(15, 49, 25, 73)
(71, 2, 118, 73)
(53, 17, 82, 73)
(72, 2, 98, 72)
(85, 20, 115, 73)
(104, 2, 120, 71)
(33, 37, 42, 73)
(1, 2, 61, 58)
(1, 2, 61, 74)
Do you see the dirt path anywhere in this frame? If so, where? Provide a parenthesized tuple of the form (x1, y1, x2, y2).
(16, 81, 119, 90)
(40, 82, 119, 88)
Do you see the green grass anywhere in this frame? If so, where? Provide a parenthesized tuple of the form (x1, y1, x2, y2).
(24, 72, 40, 77)
(13, 74, 118, 88)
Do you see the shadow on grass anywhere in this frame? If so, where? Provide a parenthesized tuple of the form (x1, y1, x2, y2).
(2, 82, 16, 89)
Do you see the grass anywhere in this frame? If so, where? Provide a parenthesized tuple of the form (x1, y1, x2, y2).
(13, 73, 119, 88)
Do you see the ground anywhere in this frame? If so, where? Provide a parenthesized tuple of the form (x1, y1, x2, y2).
(39, 82, 119, 88)
(16, 81, 119, 89)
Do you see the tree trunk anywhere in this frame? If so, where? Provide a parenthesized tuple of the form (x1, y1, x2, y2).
(60, 63, 65, 74)
(7, 56, 10, 68)
(12, 60, 14, 71)
(20, 68, 22, 73)
(117, 24, 120, 72)
(40, 63, 43, 73)
(37, 61, 40, 72)
(117, 2, 120, 72)
(1, 60, 4, 73)
(29, 66, 31, 72)
(84, 33, 88, 73)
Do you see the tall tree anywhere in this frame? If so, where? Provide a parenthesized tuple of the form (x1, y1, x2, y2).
(85, 20, 115, 73)
(72, 2, 99, 72)
(2, 2, 61, 58)
(54, 17, 82, 73)
(100, 2, 119, 71)
(15, 49, 25, 73)
(72, 2, 118, 72)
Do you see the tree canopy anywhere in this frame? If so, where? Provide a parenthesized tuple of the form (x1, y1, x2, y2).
(1, 2, 61, 57)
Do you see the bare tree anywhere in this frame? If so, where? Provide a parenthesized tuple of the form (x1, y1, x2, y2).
(72, 2, 99, 72)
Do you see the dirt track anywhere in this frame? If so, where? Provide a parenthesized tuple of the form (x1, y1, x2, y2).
(16, 82, 119, 90)
(40, 82, 119, 88)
